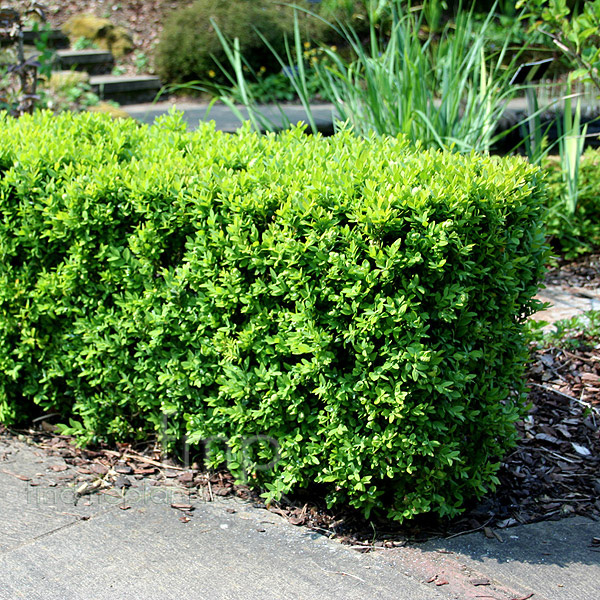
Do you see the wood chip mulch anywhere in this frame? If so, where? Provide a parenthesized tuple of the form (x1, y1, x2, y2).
(453, 336, 600, 536)
(545, 253, 600, 289)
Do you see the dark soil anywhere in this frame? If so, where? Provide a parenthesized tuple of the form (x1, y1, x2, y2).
(465, 338, 600, 531)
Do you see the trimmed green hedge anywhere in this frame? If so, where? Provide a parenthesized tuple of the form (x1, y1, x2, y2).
(0, 110, 547, 521)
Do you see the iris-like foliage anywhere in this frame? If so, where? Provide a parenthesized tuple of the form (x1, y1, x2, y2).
(216, 0, 525, 152)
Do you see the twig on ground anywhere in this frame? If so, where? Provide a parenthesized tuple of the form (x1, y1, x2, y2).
(540, 448, 579, 464)
(562, 349, 599, 363)
(319, 567, 366, 582)
(549, 497, 593, 502)
(529, 383, 600, 415)
(0, 468, 30, 481)
(102, 450, 185, 471)
(207, 475, 214, 502)
(444, 517, 495, 540)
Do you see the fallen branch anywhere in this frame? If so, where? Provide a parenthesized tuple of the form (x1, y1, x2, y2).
(102, 449, 185, 471)
(319, 567, 366, 582)
(0, 468, 30, 481)
(123, 453, 186, 471)
(529, 383, 600, 415)
(445, 517, 494, 540)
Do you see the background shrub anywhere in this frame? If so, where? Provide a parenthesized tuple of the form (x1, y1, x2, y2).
(544, 150, 600, 258)
(155, 0, 287, 84)
(0, 110, 547, 521)
(154, 0, 364, 85)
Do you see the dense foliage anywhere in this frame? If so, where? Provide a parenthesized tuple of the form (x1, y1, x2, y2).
(154, 0, 288, 84)
(0, 110, 547, 521)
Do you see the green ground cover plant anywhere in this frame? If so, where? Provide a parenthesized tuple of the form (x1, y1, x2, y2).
(0, 110, 547, 521)
(539, 309, 600, 348)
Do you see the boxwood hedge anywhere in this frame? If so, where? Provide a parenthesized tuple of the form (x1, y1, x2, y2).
(0, 110, 547, 521)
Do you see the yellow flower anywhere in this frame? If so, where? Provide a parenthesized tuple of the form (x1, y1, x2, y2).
(303, 41, 311, 49)
(208, 69, 216, 78)
(330, 45, 337, 52)
(259, 66, 267, 74)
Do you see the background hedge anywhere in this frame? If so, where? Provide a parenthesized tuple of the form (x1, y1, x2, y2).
(0, 110, 547, 521)
(544, 150, 600, 258)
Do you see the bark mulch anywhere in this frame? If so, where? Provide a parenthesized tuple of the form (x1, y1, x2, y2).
(545, 253, 600, 289)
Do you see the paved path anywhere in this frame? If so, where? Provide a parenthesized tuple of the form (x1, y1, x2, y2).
(121, 96, 600, 137)
(1, 435, 598, 600)
(119, 97, 560, 133)
(0, 436, 443, 600)
(534, 285, 600, 329)
(420, 517, 600, 600)
(124, 101, 337, 133)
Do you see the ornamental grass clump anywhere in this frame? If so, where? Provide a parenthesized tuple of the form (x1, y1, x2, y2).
(0, 110, 547, 521)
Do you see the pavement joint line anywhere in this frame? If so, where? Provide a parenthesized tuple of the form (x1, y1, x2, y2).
(0, 487, 121, 557)
(0, 461, 123, 556)
(0, 518, 81, 556)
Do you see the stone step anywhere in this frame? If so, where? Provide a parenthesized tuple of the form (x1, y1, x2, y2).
(54, 49, 114, 75)
(22, 28, 69, 49)
(90, 74, 163, 105)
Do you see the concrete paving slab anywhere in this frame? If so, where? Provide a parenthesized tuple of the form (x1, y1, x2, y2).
(0, 493, 450, 600)
(416, 516, 600, 600)
(0, 436, 446, 600)
(534, 285, 600, 329)
(0, 437, 108, 553)
(123, 101, 338, 133)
